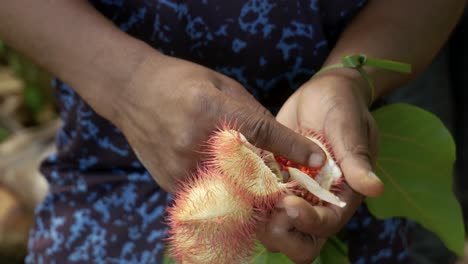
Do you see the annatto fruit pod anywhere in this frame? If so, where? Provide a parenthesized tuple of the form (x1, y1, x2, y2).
(275, 130, 346, 207)
(205, 128, 287, 210)
(166, 170, 257, 264)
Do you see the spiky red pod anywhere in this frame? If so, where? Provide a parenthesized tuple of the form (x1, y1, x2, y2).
(275, 130, 345, 207)
(205, 129, 286, 210)
(167, 170, 256, 264)
(166, 127, 347, 263)
(300, 130, 344, 190)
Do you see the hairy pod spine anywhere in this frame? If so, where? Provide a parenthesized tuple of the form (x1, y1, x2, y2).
(205, 128, 286, 210)
(167, 170, 256, 264)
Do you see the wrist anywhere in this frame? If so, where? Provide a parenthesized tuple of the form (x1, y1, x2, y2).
(83, 41, 165, 123)
(312, 68, 372, 108)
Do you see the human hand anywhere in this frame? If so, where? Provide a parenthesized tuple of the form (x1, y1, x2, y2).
(257, 72, 384, 263)
(108, 54, 326, 193)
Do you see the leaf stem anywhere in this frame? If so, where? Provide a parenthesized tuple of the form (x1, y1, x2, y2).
(316, 54, 412, 106)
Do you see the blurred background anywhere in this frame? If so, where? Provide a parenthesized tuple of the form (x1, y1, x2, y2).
(0, 9, 467, 264)
(387, 8, 468, 263)
(0, 40, 56, 263)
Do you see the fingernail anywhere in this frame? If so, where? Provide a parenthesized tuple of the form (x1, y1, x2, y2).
(285, 206, 299, 219)
(308, 153, 324, 168)
(368, 171, 381, 181)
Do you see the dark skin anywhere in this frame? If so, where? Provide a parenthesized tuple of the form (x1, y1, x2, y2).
(0, 0, 464, 263)
(258, 73, 377, 263)
(111, 55, 330, 193)
(0, 1, 328, 193)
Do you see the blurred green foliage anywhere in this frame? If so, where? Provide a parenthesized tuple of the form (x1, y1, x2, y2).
(0, 127, 8, 141)
(6, 47, 55, 123)
(0, 40, 5, 58)
(0, 40, 56, 143)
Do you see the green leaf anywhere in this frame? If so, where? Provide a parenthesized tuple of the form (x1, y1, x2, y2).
(162, 251, 176, 264)
(0, 40, 5, 57)
(366, 103, 465, 256)
(162, 243, 296, 264)
(161, 243, 296, 264)
(249, 237, 348, 264)
(363, 56, 412, 73)
(7, 52, 23, 75)
(0, 127, 9, 142)
(250, 242, 294, 264)
(320, 237, 349, 264)
(24, 84, 44, 114)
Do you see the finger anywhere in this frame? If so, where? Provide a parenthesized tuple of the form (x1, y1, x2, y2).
(234, 107, 326, 168)
(257, 210, 291, 252)
(367, 111, 380, 166)
(339, 150, 384, 197)
(279, 195, 341, 238)
(324, 106, 384, 197)
(257, 210, 325, 264)
(275, 91, 300, 129)
(279, 188, 362, 238)
(335, 182, 364, 215)
(216, 77, 267, 112)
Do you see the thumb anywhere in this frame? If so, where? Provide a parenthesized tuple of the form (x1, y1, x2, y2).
(339, 152, 384, 197)
(238, 111, 326, 168)
(330, 112, 384, 197)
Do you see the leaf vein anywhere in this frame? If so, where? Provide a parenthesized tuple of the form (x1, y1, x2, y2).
(376, 163, 429, 219)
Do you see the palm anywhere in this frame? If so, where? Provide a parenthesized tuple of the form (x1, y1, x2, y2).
(257, 75, 384, 263)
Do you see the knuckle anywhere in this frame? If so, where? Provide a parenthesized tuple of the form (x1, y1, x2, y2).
(185, 82, 207, 100)
(347, 143, 371, 162)
(283, 140, 301, 161)
(248, 117, 273, 146)
(327, 208, 343, 232)
(185, 82, 219, 114)
(173, 130, 195, 152)
(258, 107, 272, 118)
(218, 78, 243, 93)
(256, 105, 273, 117)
